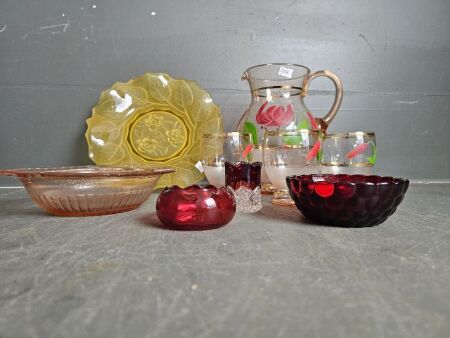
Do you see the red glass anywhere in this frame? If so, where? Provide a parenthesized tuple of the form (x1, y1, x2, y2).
(225, 161, 262, 190)
(156, 185, 236, 230)
(286, 174, 409, 227)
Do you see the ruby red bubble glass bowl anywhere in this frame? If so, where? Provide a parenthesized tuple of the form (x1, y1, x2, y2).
(286, 174, 409, 227)
(156, 185, 236, 230)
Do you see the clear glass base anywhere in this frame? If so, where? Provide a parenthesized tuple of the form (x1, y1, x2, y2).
(228, 186, 262, 213)
(261, 182, 276, 195)
(271, 190, 294, 206)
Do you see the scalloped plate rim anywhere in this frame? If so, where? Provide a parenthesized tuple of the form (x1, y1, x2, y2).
(85, 72, 223, 188)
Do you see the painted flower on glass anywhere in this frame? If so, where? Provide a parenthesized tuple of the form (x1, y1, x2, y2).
(255, 102, 295, 127)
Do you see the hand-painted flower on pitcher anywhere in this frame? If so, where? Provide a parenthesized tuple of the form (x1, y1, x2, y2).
(255, 102, 295, 127)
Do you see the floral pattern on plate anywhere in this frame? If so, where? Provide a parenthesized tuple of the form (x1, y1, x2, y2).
(86, 73, 223, 188)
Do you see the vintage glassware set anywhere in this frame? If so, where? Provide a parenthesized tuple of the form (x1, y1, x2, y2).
(0, 63, 408, 228)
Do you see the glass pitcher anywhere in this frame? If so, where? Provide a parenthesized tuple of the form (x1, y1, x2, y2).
(236, 63, 343, 192)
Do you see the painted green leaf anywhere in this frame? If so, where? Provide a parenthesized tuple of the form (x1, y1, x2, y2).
(367, 141, 377, 165)
(297, 119, 309, 130)
(246, 150, 253, 162)
(280, 119, 309, 145)
(243, 121, 258, 145)
(282, 135, 302, 146)
(316, 148, 323, 162)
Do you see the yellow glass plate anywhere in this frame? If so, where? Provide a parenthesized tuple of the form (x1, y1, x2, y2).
(85, 73, 223, 188)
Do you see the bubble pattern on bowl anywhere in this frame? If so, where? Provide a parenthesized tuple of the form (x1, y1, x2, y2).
(286, 174, 409, 227)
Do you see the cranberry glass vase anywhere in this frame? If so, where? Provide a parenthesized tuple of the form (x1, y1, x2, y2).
(156, 185, 236, 230)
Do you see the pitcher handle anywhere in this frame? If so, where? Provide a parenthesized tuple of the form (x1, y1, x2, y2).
(302, 70, 343, 131)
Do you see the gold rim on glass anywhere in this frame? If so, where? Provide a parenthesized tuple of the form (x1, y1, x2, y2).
(202, 132, 252, 139)
(324, 131, 375, 138)
(264, 129, 321, 137)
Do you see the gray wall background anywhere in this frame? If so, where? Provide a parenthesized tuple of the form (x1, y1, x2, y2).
(1, 0, 449, 186)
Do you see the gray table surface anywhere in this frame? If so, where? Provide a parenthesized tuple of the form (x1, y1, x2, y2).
(0, 184, 449, 338)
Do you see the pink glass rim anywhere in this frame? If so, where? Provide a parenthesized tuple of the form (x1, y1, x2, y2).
(0, 165, 174, 179)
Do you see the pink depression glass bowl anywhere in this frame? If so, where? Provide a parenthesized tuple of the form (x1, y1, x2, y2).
(0, 166, 174, 216)
(156, 185, 236, 230)
(286, 174, 409, 227)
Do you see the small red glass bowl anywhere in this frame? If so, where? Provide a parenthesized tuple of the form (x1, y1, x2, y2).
(156, 185, 236, 230)
(286, 174, 409, 227)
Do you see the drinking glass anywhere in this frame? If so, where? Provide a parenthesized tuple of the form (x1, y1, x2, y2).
(263, 130, 321, 205)
(320, 131, 376, 174)
(201, 132, 253, 187)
